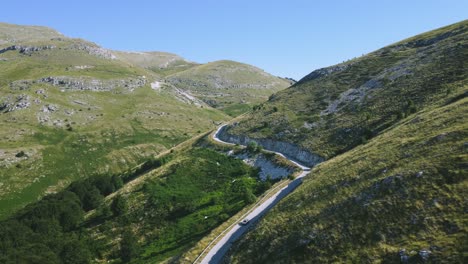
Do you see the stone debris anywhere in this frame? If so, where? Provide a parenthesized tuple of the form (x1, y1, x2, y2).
(42, 104, 59, 113)
(68, 43, 116, 59)
(0, 44, 56, 55)
(0, 94, 31, 112)
(38, 76, 146, 92)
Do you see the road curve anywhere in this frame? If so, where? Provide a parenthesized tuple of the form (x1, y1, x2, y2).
(197, 125, 311, 264)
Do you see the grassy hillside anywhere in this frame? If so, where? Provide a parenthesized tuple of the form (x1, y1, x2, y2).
(166, 60, 292, 116)
(0, 23, 229, 218)
(227, 20, 467, 158)
(0, 22, 64, 44)
(0, 132, 286, 263)
(223, 20, 468, 263)
(226, 95, 467, 263)
(113, 50, 199, 76)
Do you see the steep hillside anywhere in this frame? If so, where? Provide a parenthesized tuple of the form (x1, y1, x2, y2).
(226, 94, 467, 263)
(226, 20, 467, 159)
(0, 22, 228, 218)
(113, 50, 199, 76)
(0, 131, 293, 263)
(166, 60, 292, 116)
(222, 20, 468, 263)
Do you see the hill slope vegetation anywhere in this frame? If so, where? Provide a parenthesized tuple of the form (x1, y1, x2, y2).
(0, 22, 288, 219)
(226, 20, 467, 159)
(222, 20, 468, 263)
(166, 60, 292, 116)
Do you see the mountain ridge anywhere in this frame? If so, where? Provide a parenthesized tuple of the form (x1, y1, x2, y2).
(0, 22, 286, 219)
(221, 20, 468, 263)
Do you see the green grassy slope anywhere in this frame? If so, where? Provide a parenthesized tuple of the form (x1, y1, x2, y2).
(165, 60, 292, 116)
(0, 22, 64, 44)
(223, 20, 468, 263)
(113, 50, 199, 76)
(0, 132, 284, 263)
(226, 87, 467, 264)
(0, 23, 229, 219)
(227, 20, 467, 158)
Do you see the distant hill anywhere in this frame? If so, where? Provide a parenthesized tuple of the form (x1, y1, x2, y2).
(0, 22, 230, 218)
(223, 20, 468, 263)
(166, 60, 292, 116)
(0, 22, 64, 44)
(113, 50, 199, 76)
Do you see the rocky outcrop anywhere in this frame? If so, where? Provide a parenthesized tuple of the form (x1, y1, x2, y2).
(0, 94, 31, 112)
(68, 43, 116, 59)
(218, 125, 324, 167)
(234, 152, 294, 180)
(38, 76, 146, 91)
(298, 63, 352, 83)
(0, 45, 56, 55)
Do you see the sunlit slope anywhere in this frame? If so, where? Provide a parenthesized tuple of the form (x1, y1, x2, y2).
(166, 60, 292, 116)
(0, 22, 228, 218)
(227, 20, 467, 159)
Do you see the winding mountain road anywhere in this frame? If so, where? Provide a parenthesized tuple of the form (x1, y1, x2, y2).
(196, 125, 312, 264)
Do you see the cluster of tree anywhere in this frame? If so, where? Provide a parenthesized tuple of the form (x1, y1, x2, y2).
(0, 190, 92, 263)
(0, 156, 169, 263)
(246, 141, 263, 153)
(133, 148, 270, 260)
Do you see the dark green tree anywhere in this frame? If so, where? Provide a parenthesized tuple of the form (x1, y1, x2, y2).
(60, 238, 91, 264)
(120, 230, 139, 263)
(111, 195, 127, 216)
(82, 186, 103, 211)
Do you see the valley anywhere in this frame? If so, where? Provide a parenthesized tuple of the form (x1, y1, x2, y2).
(0, 19, 467, 264)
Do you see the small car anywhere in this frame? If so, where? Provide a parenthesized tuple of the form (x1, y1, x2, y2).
(239, 218, 250, 225)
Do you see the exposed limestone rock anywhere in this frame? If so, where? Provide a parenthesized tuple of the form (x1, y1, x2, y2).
(299, 63, 352, 83)
(0, 94, 31, 112)
(9, 80, 33, 90)
(235, 152, 293, 180)
(38, 76, 146, 92)
(42, 104, 58, 113)
(73, 65, 95, 70)
(321, 78, 382, 115)
(218, 125, 324, 167)
(0, 45, 56, 55)
(68, 43, 116, 59)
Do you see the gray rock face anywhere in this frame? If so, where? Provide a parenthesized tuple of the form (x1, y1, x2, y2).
(0, 45, 56, 55)
(234, 152, 293, 180)
(298, 63, 351, 83)
(42, 104, 58, 113)
(68, 43, 116, 59)
(38, 76, 146, 91)
(0, 94, 31, 112)
(218, 125, 324, 167)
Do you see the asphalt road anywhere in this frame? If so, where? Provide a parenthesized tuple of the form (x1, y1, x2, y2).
(197, 125, 311, 264)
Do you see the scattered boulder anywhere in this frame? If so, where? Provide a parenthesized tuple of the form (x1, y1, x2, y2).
(38, 76, 146, 92)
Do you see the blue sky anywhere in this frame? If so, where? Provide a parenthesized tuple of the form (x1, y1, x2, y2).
(2, 0, 467, 79)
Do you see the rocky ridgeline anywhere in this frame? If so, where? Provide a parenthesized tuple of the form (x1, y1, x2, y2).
(218, 125, 324, 167)
(38, 76, 146, 91)
(298, 63, 351, 83)
(67, 43, 116, 60)
(0, 44, 56, 55)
